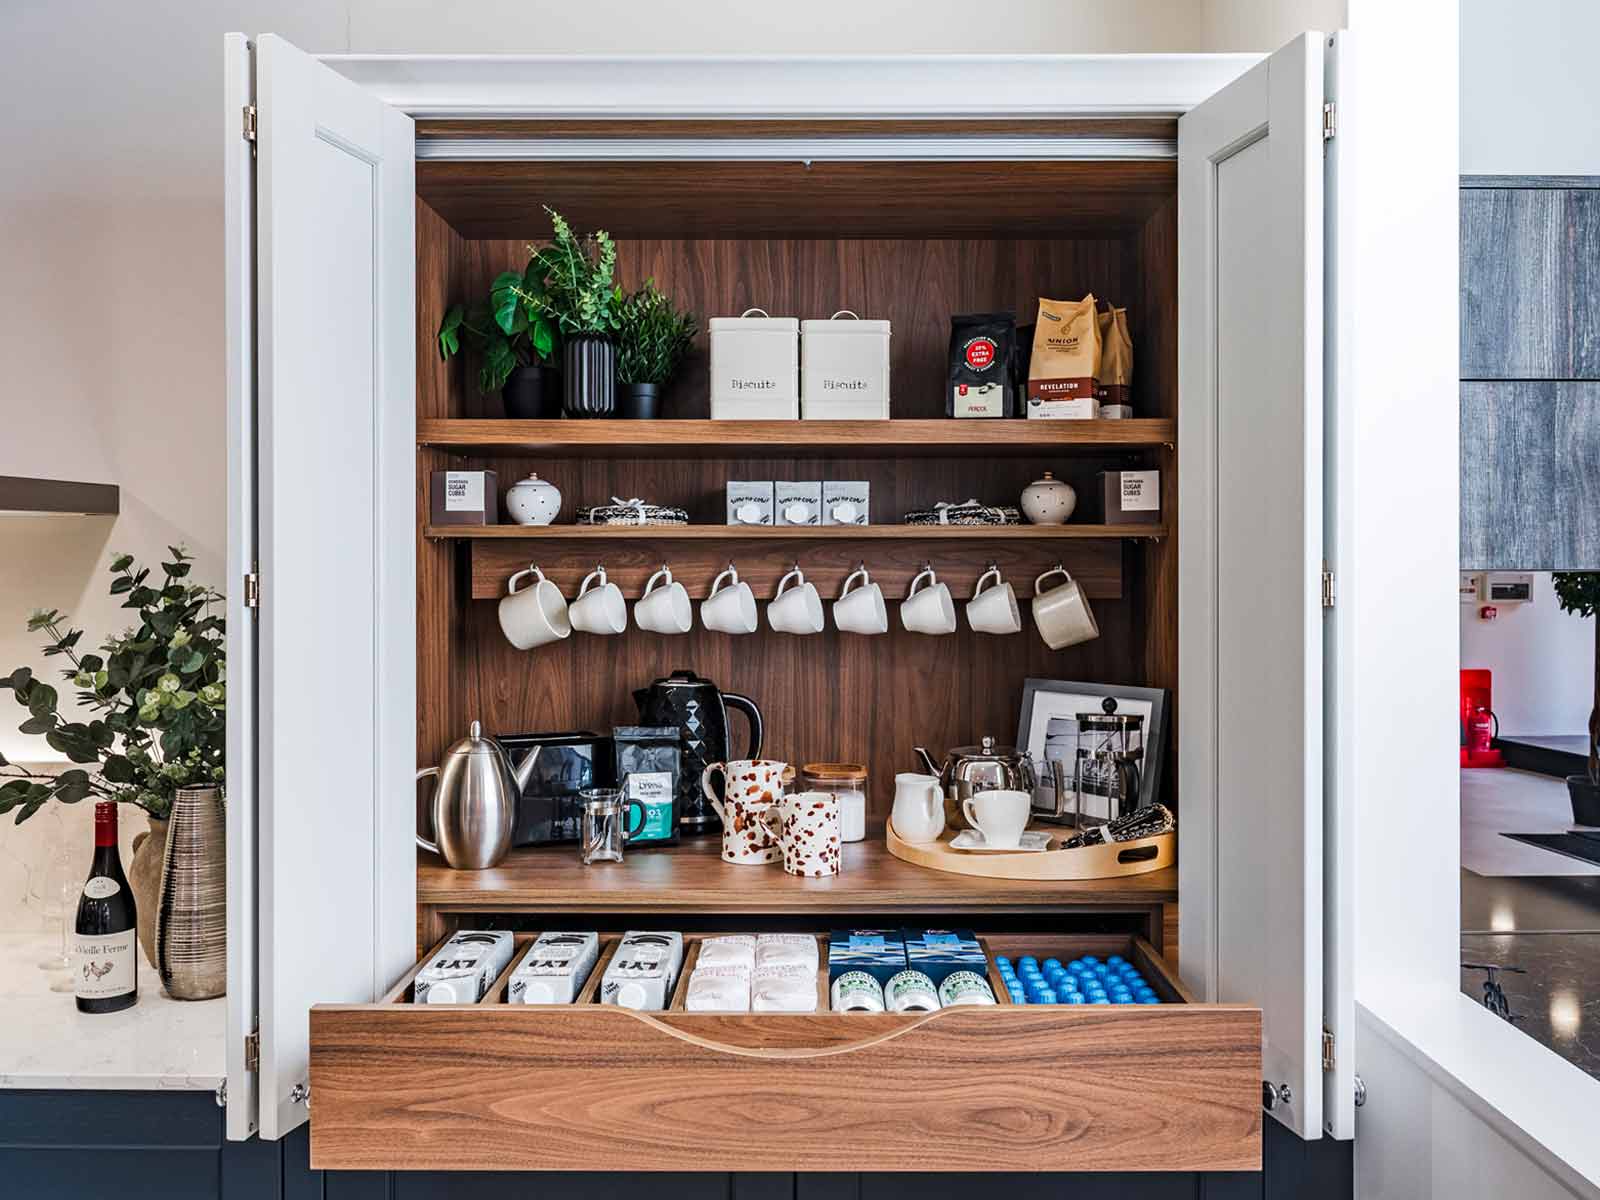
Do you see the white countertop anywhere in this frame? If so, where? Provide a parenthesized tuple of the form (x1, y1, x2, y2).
(0, 932, 225, 1091)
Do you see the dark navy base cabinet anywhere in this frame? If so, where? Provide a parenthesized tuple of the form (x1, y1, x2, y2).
(3, 1091, 1350, 1200)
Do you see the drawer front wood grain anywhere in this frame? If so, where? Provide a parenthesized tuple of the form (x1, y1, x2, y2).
(308, 1002, 1260, 1173)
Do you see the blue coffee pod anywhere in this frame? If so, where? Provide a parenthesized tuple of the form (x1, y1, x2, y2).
(994, 956, 1013, 970)
(1037, 988, 1058, 1004)
(1065, 993, 1087, 1004)
(1107, 954, 1124, 965)
(1081, 956, 1099, 965)
(1043, 958, 1062, 971)
(1138, 995, 1161, 1004)
(1019, 956, 1038, 968)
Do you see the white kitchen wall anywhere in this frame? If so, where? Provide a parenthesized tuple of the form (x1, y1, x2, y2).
(1461, 0, 1600, 175)
(1460, 573, 1596, 736)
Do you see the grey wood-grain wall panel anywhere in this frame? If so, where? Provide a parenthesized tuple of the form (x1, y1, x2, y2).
(1461, 185, 1600, 379)
(1461, 381, 1600, 569)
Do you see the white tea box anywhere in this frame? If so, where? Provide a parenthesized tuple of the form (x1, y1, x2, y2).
(600, 930, 684, 1011)
(412, 930, 515, 1004)
(801, 314, 891, 419)
(506, 931, 599, 1005)
(822, 481, 870, 526)
(726, 481, 775, 526)
(1027, 395, 1102, 420)
(775, 481, 823, 527)
(710, 311, 799, 419)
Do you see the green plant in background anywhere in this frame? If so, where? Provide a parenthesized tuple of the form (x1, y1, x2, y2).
(0, 549, 225, 824)
(515, 206, 623, 337)
(1553, 571, 1600, 786)
(437, 263, 559, 394)
(616, 279, 698, 386)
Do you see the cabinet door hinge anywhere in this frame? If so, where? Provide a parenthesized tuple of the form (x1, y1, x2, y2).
(244, 571, 260, 611)
(242, 104, 258, 153)
(1321, 564, 1336, 609)
(1322, 1027, 1336, 1071)
(244, 1029, 259, 1073)
(1322, 101, 1336, 143)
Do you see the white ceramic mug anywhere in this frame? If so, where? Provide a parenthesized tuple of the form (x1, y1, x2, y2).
(768, 566, 824, 635)
(962, 788, 1031, 849)
(757, 790, 842, 877)
(701, 564, 758, 635)
(635, 565, 693, 635)
(833, 565, 887, 635)
(966, 565, 1021, 635)
(1032, 565, 1100, 650)
(900, 566, 957, 635)
(497, 565, 571, 650)
(702, 758, 788, 865)
(569, 565, 627, 635)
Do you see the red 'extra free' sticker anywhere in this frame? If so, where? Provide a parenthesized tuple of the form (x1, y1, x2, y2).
(963, 336, 998, 371)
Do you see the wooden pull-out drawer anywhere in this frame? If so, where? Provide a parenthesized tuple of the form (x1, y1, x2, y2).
(309, 933, 1260, 1173)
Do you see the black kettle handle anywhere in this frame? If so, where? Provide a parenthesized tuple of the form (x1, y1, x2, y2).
(723, 692, 764, 760)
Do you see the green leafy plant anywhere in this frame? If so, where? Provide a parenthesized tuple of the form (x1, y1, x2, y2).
(1553, 571, 1600, 786)
(514, 206, 622, 338)
(437, 262, 559, 394)
(0, 550, 225, 824)
(615, 280, 698, 386)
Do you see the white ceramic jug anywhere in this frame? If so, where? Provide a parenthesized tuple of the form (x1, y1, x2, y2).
(891, 772, 946, 843)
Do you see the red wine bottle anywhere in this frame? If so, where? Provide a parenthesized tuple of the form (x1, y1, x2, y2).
(75, 801, 137, 1013)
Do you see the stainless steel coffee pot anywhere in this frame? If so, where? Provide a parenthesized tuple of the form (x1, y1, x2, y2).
(416, 721, 532, 869)
(915, 736, 1037, 828)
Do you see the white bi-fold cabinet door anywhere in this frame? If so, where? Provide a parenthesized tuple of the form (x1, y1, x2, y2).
(1177, 31, 1352, 1141)
(224, 32, 416, 1142)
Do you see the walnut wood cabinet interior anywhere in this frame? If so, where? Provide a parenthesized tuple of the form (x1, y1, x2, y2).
(307, 134, 1257, 1174)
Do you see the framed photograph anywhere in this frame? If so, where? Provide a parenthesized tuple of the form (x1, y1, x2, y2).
(1017, 679, 1169, 819)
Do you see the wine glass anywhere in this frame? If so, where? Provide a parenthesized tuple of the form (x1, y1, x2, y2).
(37, 843, 81, 991)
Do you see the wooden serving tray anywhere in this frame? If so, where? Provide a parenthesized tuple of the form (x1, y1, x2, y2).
(885, 820, 1175, 881)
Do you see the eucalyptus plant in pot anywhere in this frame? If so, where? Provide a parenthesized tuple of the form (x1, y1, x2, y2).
(0, 549, 226, 991)
(615, 280, 698, 419)
(1553, 571, 1600, 825)
(437, 264, 561, 419)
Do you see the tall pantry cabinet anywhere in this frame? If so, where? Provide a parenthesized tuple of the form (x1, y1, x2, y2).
(223, 32, 1356, 1174)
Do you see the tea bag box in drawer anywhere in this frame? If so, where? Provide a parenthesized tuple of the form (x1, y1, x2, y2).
(827, 929, 908, 986)
(710, 312, 799, 419)
(801, 314, 891, 420)
(904, 929, 986, 987)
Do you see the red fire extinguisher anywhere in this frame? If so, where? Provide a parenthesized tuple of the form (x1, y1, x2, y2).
(1467, 707, 1499, 754)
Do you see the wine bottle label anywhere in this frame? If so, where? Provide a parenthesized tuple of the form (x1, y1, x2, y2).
(74, 930, 136, 999)
(82, 877, 121, 900)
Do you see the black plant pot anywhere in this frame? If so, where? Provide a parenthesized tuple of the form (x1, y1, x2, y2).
(617, 382, 661, 419)
(562, 334, 616, 417)
(1569, 774, 1600, 826)
(501, 365, 562, 420)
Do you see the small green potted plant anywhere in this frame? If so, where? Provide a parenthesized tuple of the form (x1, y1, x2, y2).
(614, 280, 698, 419)
(1553, 572, 1600, 824)
(515, 207, 624, 417)
(437, 266, 561, 419)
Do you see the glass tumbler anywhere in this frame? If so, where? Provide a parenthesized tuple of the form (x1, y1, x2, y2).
(579, 788, 637, 865)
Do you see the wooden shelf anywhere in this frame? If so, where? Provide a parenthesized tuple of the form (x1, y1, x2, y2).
(417, 418, 1176, 458)
(417, 836, 1177, 914)
(430, 522, 1166, 541)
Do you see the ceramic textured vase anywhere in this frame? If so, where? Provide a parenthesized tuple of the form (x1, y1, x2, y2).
(562, 333, 616, 417)
(155, 786, 227, 1000)
(1020, 471, 1077, 525)
(127, 814, 168, 966)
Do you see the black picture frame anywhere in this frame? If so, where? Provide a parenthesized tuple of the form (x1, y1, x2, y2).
(1017, 678, 1170, 813)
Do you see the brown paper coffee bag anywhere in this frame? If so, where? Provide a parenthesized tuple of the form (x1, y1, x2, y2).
(1028, 295, 1101, 404)
(1096, 306, 1133, 408)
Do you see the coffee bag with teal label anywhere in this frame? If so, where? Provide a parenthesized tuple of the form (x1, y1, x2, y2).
(613, 726, 681, 845)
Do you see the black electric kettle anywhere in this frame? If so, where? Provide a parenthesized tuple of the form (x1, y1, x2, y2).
(632, 670, 763, 834)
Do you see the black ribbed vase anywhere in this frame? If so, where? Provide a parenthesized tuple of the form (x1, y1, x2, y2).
(562, 333, 616, 418)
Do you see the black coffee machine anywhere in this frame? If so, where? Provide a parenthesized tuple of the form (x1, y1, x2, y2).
(632, 670, 763, 834)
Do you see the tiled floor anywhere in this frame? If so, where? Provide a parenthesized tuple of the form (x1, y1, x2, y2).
(1462, 768, 1600, 1079)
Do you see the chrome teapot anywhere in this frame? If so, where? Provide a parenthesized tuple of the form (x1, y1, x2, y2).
(915, 736, 1037, 829)
(416, 721, 532, 869)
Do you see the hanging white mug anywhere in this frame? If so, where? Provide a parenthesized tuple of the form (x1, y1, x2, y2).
(1032, 564, 1100, 650)
(900, 565, 956, 635)
(701, 564, 759, 635)
(635, 565, 693, 635)
(833, 564, 887, 635)
(569, 565, 627, 635)
(966, 565, 1021, 635)
(768, 566, 824, 635)
(497, 565, 571, 650)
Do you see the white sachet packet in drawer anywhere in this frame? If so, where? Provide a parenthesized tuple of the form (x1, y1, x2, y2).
(755, 933, 819, 971)
(695, 934, 756, 970)
(686, 963, 751, 1012)
(752, 962, 817, 1012)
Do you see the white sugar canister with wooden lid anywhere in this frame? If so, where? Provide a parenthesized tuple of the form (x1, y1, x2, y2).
(801, 311, 891, 420)
(709, 308, 799, 419)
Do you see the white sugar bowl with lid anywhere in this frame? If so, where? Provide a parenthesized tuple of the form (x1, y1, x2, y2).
(505, 473, 563, 526)
(1020, 472, 1076, 525)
